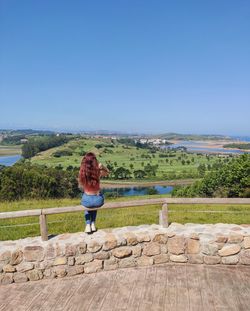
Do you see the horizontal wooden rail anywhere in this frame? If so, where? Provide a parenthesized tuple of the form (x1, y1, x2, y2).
(0, 198, 250, 241)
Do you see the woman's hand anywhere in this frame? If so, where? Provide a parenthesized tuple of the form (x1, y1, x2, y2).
(99, 163, 110, 177)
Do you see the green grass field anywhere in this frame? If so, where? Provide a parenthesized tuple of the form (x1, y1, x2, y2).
(0, 145, 22, 156)
(1, 195, 249, 241)
(30, 137, 225, 180)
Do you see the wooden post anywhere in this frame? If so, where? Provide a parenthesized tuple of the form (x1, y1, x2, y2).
(160, 203, 168, 228)
(39, 214, 48, 241)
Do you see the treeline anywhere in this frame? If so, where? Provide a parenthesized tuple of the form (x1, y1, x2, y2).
(0, 163, 79, 201)
(22, 135, 71, 159)
(104, 163, 159, 179)
(117, 138, 151, 149)
(172, 154, 250, 198)
(1, 135, 26, 145)
(223, 143, 250, 150)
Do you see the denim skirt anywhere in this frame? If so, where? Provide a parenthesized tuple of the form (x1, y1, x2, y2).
(81, 193, 104, 208)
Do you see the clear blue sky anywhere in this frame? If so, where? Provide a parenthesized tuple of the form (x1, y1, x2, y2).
(0, 0, 249, 135)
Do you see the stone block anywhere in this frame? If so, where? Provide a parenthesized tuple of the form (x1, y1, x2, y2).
(124, 233, 138, 245)
(0, 273, 13, 285)
(53, 266, 67, 278)
(24, 246, 44, 262)
(103, 234, 117, 250)
(201, 243, 218, 256)
(152, 233, 168, 244)
(204, 256, 221, 265)
(136, 232, 151, 243)
(143, 243, 161, 256)
(67, 265, 84, 276)
(26, 269, 43, 281)
(10, 250, 23, 265)
(136, 256, 154, 266)
(118, 257, 136, 268)
(43, 268, 56, 279)
(218, 244, 241, 257)
(112, 247, 132, 258)
(116, 235, 127, 246)
(239, 249, 250, 265)
(77, 242, 87, 254)
(215, 236, 228, 243)
(188, 255, 204, 264)
(45, 244, 56, 259)
(228, 234, 243, 243)
(87, 241, 102, 253)
(104, 258, 118, 271)
(3, 264, 16, 273)
(65, 244, 77, 257)
(153, 254, 169, 264)
(0, 251, 11, 264)
(84, 260, 103, 273)
(94, 251, 110, 260)
(53, 257, 67, 266)
(168, 236, 185, 255)
(187, 239, 200, 254)
(160, 244, 168, 254)
(16, 262, 34, 272)
(243, 237, 250, 249)
(75, 253, 93, 265)
(14, 272, 28, 283)
(68, 257, 75, 266)
(170, 255, 188, 263)
(221, 255, 239, 265)
(132, 245, 142, 258)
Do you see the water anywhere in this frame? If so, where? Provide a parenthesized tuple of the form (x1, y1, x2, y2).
(163, 140, 250, 154)
(102, 185, 173, 197)
(0, 155, 22, 166)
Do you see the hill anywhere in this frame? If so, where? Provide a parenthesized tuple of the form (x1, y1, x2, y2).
(30, 136, 230, 181)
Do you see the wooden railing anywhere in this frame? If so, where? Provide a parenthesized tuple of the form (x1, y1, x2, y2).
(0, 198, 250, 241)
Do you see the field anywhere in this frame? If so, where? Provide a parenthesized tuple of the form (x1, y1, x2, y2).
(1, 195, 250, 241)
(0, 145, 21, 156)
(30, 137, 227, 181)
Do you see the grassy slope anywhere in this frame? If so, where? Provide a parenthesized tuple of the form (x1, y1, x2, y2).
(30, 137, 221, 180)
(1, 195, 249, 241)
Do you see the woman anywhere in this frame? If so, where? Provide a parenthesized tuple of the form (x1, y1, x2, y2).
(78, 152, 109, 234)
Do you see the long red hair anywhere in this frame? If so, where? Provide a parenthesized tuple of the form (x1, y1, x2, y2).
(78, 152, 100, 188)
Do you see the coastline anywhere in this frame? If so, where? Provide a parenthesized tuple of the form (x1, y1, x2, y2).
(167, 139, 250, 153)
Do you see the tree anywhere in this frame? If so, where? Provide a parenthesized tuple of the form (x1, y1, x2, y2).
(197, 164, 206, 177)
(113, 167, 131, 179)
(144, 163, 158, 177)
(173, 154, 250, 198)
(134, 170, 146, 179)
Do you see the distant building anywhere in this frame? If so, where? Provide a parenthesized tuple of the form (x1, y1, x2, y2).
(20, 138, 28, 143)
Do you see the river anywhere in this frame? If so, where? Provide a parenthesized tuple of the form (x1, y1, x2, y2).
(102, 185, 173, 197)
(0, 155, 22, 166)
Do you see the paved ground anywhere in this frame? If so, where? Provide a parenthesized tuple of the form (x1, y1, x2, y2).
(0, 264, 250, 311)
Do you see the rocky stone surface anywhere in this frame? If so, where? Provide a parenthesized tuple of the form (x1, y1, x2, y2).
(168, 236, 185, 255)
(143, 243, 161, 256)
(112, 247, 132, 258)
(221, 255, 239, 265)
(0, 223, 250, 285)
(243, 237, 250, 249)
(218, 245, 241, 257)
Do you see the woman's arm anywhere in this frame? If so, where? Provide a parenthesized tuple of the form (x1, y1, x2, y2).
(99, 163, 110, 177)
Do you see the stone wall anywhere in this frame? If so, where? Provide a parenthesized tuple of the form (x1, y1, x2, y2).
(1, 223, 250, 285)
